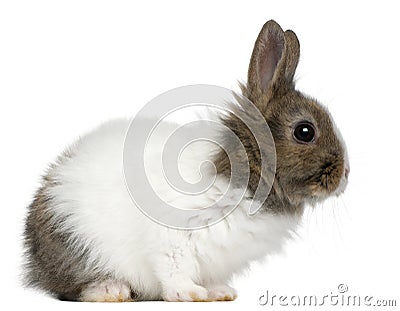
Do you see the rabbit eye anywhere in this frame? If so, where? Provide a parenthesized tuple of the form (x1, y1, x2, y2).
(293, 122, 316, 143)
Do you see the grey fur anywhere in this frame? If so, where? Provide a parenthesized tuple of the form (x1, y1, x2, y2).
(23, 151, 112, 301)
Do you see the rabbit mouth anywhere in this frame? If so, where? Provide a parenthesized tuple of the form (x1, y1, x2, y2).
(320, 157, 349, 197)
(306, 160, 346, 200)
(333, 168, 349, 196)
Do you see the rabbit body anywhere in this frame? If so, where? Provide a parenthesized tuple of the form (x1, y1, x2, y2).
(25, 118, 300, 301)
(24, 20, 348, 302)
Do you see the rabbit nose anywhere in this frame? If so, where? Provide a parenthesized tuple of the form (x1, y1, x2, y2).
(344, 166, 350, 179)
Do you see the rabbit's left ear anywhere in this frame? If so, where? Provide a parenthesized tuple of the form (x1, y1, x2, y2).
(247, 20, 300, 99)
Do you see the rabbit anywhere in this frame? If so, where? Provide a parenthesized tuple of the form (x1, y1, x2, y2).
(23, 20, 349, 302)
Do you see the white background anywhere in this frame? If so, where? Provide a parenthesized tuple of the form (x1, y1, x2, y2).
(1, 1, 399, 310)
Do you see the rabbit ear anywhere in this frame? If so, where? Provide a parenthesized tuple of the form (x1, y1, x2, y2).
(247, 20, 300, 98)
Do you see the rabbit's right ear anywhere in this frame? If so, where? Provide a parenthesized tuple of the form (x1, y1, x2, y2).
(247, 20, 300, 100)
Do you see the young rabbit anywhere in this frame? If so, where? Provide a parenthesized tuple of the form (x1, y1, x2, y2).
(23, 20, 349, 302)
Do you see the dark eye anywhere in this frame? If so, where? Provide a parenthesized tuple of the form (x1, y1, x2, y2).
(293, 122, 316, 143)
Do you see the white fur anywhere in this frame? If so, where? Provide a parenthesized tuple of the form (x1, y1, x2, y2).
(46, 118, 301, 301)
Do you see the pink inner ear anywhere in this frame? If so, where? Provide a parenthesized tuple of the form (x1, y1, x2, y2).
(258, 36, 284, 92)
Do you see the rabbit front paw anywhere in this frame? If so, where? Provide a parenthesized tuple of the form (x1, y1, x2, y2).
(163, 284, 209, 302)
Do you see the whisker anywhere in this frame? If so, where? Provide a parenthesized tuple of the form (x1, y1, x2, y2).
(331, 198, 346, 247)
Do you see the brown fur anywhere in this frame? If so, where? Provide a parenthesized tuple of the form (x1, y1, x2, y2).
(214, 20, 345, 214)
